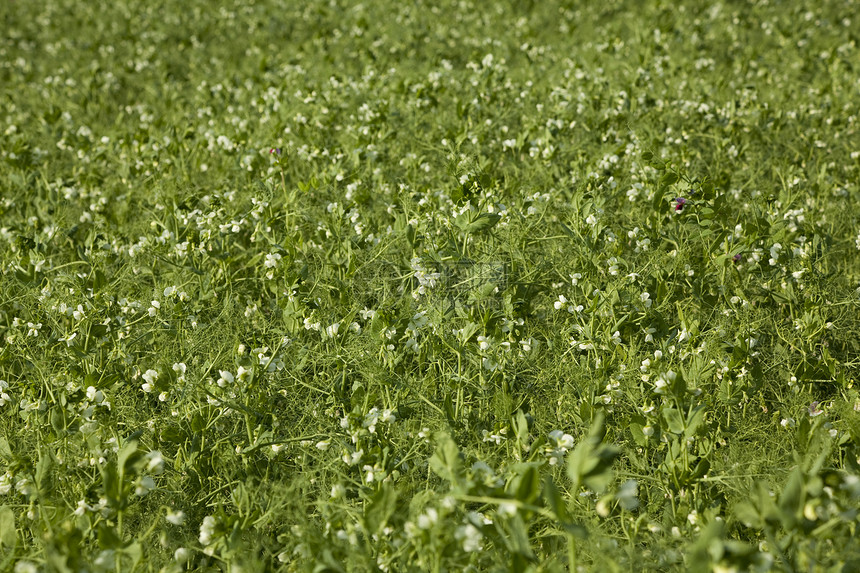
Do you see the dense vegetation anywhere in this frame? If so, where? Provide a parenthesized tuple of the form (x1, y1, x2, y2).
(2, 0, 860, 571)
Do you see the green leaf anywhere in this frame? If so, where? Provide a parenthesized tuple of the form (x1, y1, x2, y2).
(364, 484, 398, 534)
(406, 223, 416, 249)
(0, 506, 16, 549)
(543, 476, 568, 521)
(0, 437, 11, 460)
(51, 407, 71, 434)
(688, 520, 726, 573)
(513, 464, 541, 505)
(513, 409, 529, 444)
(467, 213, 501, 233)
(159, 426, 185, 444)
(123, 541, 143, 568)
(629, 423, 648, 447)
(117, 439, 142, 476)
(456, 212, 502, 234)
(36, 452, 53, 497)
(567, 413, 620, 493)
(429, 432, 463, 486)
(191, 412, 207, 433)
(691, 458, 710, 480)
(733, 500, 762, 528)
(779, 469, 804, 527)
(661, 171, 679, 186)
(98, 522, 123, 549)
(662, 408, 685, 434)
(685, 406, 707, 438)
(499, 513, 535, 559)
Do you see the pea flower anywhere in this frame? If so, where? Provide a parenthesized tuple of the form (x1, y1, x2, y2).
(141, 369, 158, 393)
(135, 476, 156, 496)
(166, 509, 186, 525)
(216, 370, 234, 387)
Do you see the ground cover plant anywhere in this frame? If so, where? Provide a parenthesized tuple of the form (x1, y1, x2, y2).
(2, 0, 860, 571)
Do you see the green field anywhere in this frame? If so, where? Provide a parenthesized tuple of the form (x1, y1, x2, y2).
(2, 0, 860, 571)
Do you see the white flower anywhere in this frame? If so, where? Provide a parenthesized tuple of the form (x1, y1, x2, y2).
(60, 332, 78, 346)
(166, 509, 186, 525)
(265, 252, 282, 269)
(548, 430, 575, 450)
(14, 561, 39, 573)
(617, 480, 639, 510)
(217, 370, 234, 387)
(455, 523, 483, 552)
(417, 508, 439, 529)
(498, 501, 518, 517)
(199, 515, 218, 545)
(135, 475, 155, 496)
(325, 322, 340, 338)
(174, 547, 191, 563)
(0, 472, 12, 495)
(85, 386, 102, 403)
(141, 369, 158, 393)
(74, 499, 91, 516)
(362, 464, 379, 483)
(343, 449, 364, 466)
(26, 322, 42, 337)
(163, 286, 177, 297)
(146, 451, 164, 475)
(640, 292, 652, 308)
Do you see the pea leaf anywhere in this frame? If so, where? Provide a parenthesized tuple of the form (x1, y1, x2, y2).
(455, 212, 502, 234)
(662, 408, 685, 434)
(567, 412, 620, 493)
(0, 506, 16, 549)
(364, 484, 399, 534)
(429, 432, 463, 486)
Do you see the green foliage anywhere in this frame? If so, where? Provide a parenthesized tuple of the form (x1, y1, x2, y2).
(1, 0, 860, 571)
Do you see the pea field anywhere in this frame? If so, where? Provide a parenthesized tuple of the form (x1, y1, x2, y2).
(2, 1, 860, 571)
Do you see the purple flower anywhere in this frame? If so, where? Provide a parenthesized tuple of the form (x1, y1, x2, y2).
(270, 148, 282, 155)
(733, 254, 742, 263)
(808, 401, 823, 417)
(674, 197, 687, 212)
